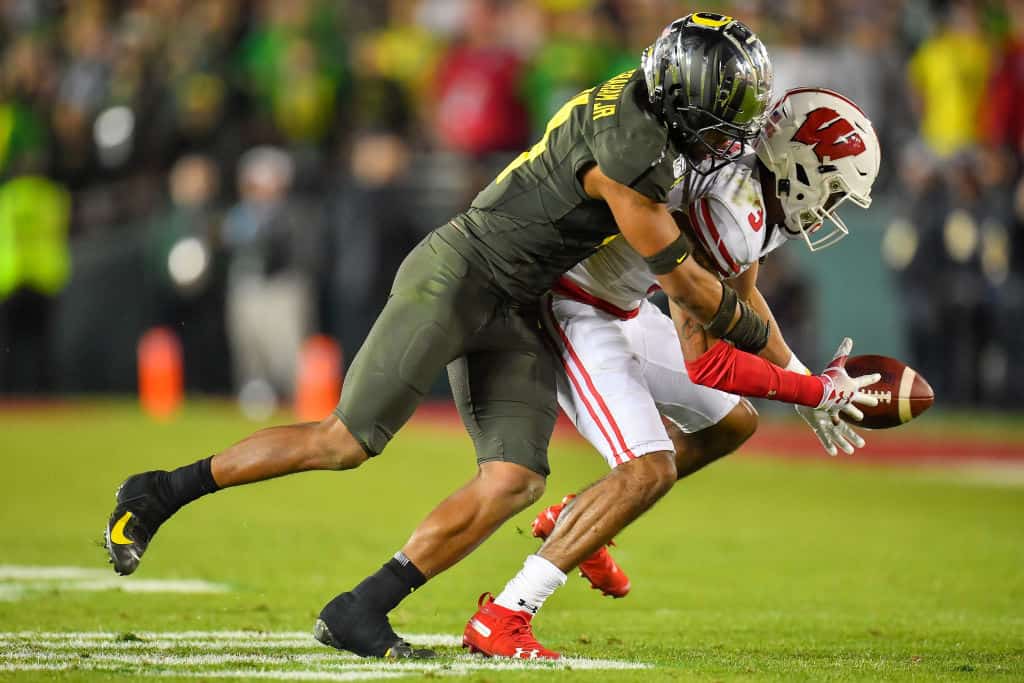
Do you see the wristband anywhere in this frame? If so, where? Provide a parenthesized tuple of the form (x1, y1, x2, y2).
(785, 354, 811, 375)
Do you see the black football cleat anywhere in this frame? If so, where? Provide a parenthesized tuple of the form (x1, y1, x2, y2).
(314, 592, 436, 659)
(104, 471, 174, 576)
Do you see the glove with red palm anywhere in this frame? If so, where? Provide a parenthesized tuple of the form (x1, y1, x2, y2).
(815, 337, 882, 420)
(791, 338, 879, 456)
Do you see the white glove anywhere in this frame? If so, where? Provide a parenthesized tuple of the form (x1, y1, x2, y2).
(815, 337, 881, 421)
(795, 403, 866, 456)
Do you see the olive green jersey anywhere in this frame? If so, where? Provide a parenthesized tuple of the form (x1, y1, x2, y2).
(445, 69, 682, 302)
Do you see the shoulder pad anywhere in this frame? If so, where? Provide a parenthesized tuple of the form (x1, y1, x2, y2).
(590, 72, 671, 197)
(687, 193, 767, 279)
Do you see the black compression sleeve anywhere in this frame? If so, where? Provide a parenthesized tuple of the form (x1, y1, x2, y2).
(703, 285, 770, 353)
(724, 298, 770, 353)
(704, 285, 738, 338)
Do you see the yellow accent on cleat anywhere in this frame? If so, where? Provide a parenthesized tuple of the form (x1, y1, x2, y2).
(110, 512, 134, 545)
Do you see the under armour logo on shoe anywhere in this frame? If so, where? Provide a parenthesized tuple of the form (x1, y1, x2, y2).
(516, 599, 539, 614)
(513, 647, 541, 659)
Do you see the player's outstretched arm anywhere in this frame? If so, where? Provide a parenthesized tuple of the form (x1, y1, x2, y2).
(669, 272, 880, 419)
(743, 280, 871, 455)
(582, 164, 768, 352)
(676, 301, 879, 415)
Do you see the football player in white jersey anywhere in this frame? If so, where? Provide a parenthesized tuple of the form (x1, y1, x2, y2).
(463, 88, 883, 659)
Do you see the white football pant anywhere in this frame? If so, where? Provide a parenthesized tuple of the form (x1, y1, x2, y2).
(541, 294, 739, 469)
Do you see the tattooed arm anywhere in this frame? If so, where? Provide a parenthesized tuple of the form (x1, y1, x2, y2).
(666, 225, 827, 406)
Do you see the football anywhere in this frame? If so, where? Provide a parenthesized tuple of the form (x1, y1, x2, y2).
(840, 355, 934, 429)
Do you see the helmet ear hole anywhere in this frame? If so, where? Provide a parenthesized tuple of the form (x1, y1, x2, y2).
(795, 163, 810, 186)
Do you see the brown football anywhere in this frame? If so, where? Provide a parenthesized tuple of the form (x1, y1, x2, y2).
(840, 355, 934, 429)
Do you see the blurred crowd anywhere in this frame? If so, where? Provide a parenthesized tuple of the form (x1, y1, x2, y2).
(0, 0, 1021, 409)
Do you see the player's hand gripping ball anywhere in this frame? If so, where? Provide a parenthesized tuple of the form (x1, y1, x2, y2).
(839, 354, 934, 429)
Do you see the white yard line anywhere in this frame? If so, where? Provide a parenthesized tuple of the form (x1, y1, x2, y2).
(3, 651, 363, 665)
(0, 665, 408, 681)
(0, 630, 650, 680)
(0, 631, 462, 648)
(0, 564, 229, 600)
(0, 639, 328, 651)
(0, 565, 107, 579)
(168, 673, 409, 681)
(2, 650, 647, 670)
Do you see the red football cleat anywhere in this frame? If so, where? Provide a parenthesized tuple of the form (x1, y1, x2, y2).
(531, 494, 631, 599)
(463, 593, 560, 660)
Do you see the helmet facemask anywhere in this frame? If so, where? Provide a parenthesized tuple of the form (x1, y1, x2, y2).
(667, 102, 762, 175)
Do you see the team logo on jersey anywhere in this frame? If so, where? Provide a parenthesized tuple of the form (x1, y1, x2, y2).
(747, 208, 764, 231)
(792, 107, 866, 162)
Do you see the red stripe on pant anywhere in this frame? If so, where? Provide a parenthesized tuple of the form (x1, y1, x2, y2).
(545, 300, 638, 464)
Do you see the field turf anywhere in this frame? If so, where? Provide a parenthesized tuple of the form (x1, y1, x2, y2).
(1, 401, 1022, 681)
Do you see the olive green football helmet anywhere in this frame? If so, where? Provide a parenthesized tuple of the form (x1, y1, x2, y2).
(642, 12, 773, 167)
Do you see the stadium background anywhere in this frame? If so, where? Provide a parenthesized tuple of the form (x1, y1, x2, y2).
(0, 0, 1020, 411)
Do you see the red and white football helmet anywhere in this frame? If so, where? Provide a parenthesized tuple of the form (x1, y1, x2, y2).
(755, 88, 880, 251)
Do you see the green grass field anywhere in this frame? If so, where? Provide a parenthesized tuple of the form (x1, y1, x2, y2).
(2, 401, 1022, 681)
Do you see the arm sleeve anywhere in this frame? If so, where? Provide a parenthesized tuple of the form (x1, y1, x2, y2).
(686, 339, 825, 407)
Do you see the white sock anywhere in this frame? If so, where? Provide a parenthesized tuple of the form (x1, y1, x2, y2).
(494, 554, 567, 616)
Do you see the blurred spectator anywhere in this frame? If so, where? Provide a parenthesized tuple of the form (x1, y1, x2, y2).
(432, 0, 530, 155)
(222, 146, 321, 405)
(51, 3, 110, 185)
(521, 2, 631, 131)
(907, 0, 992, 159)
(145, 154, 231, 394)
(891, 152, 1001, 405)
(356, 0, 443, 127)
(236, 0, 346, 146)
(327, 131, 422, 363)
(980, 1, 1024, 157)
(0, 36, 54, 177)
(0, 174, 70, 393)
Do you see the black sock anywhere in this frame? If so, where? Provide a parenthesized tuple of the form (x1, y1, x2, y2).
(159, 456, 220, 512)
(351, 552, 427, 613)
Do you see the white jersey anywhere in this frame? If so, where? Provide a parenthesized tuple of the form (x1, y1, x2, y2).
(558, 152, 789, 312)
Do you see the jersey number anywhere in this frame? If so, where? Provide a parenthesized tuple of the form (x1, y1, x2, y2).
(494, 89, 592, 184)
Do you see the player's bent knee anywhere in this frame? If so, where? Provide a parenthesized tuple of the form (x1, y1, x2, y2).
(725, 399, 759, 452)
(312, 415, 370, 471)
(621, 450, 677, 498)
(478, 461, 547, 511)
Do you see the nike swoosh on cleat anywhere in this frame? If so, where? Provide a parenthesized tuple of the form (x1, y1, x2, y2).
(109, 512, 134, 545)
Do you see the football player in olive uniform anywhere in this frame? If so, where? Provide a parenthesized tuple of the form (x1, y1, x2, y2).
(104, 13, 773, 659)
